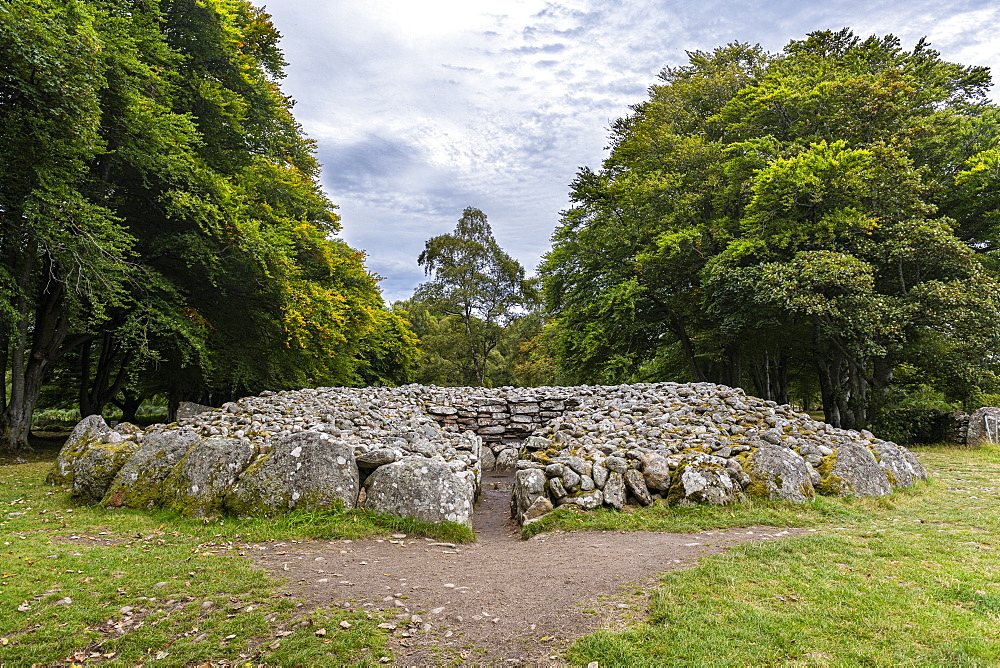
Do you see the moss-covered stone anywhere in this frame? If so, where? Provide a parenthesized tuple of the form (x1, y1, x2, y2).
(665, 454, 744, 506)
(815, 444, 892, 497)
(162, 437, 253, 517)
(102, 429, 201, 509)
(742, 444, 814, 502)
(47, 415, 110, 486)
(72, 440, 140, 502)
(224, 431, 360, 518)
(365, 456, 474, 526)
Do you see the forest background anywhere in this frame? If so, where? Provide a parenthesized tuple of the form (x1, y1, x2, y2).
(2, 1, 999, 452)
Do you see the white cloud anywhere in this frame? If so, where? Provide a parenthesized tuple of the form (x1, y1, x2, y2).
(260, 0, 1000, 304)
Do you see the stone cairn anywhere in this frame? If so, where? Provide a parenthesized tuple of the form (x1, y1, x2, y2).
(49, 382, 927, 528)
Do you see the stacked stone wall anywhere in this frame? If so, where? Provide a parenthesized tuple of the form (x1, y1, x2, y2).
(424, 391, 580, 471)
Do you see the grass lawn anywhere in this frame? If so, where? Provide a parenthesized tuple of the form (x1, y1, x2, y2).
(0, 445, 471, 666)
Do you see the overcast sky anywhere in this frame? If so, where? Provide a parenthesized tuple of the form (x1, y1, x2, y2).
(259, 0, 1000, 303)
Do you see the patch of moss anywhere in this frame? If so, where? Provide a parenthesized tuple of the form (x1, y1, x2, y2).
(46, 434, 102, 486)
(813, 451, 850, 495)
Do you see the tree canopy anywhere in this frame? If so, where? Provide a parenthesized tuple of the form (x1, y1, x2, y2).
(540, 30, 1000, 430)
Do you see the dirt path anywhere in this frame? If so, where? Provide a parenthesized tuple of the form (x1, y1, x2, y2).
(250, 473, 811, 665)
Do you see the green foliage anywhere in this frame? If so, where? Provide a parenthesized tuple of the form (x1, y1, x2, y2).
(541, 30, 1000, 428)
(0, 0, 417, 447)
(410, 207, 539, 387)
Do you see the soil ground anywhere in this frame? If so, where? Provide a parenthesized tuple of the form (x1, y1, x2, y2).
(250, 472, 812, 665)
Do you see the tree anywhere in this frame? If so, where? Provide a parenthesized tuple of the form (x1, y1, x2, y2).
(0, 0, 134, 450)
(414, 207, 535, 386)
(1, 0, 416, 449)
(541, 30, 1000, 429)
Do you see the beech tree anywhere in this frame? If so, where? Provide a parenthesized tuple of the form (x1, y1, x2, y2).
(541, 30, 1000, 429)
(0, 0, 416, 450)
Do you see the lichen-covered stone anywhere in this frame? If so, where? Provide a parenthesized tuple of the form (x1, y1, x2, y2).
(365, 456, 475, 526)
(641, 453, 672, 491)
(872, 441, 919, 488)
(479, 446, 496, 472)
(668, 454, 745, 506)
(624, 468, 652, 506)
(603, 471, 626, 510)
(592, 462, 609, 488)
(355, 448, 401, 467)
(966, 407, 1000, 448)
(102, 429, 201, 509)
(72, 440, 140, 502)
(511, 468, 548, 524)
(177, 401, 214, 419)
(562, 467, 581, 492)
(547, 476, 567, 499)
(163, 438, 254, 517)
(48, 415, 110, 486)
(560, 489, 603, 510)
(743, 444, 814, 502)
(901, 448, 928, 482)
(495, 448, 518, 472)
(817, 444, 892, 497)
(520, 495, 554, 524)
(225, 432, 360, 517)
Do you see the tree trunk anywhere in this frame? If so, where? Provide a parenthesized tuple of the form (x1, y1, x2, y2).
(669, 316, 707, 383)
(78, 328, 133, 418)
(1, 257, 70, 452)
(113, 390, 145, 424)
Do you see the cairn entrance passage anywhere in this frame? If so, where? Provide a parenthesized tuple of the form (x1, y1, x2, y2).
(473, 470, 518, 539)
(423, 391, 578, 473)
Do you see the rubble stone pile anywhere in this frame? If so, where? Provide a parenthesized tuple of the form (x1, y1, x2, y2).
(49, 382, 926, 528)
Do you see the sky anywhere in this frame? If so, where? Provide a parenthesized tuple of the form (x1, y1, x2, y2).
(259, 0, 1000, 303)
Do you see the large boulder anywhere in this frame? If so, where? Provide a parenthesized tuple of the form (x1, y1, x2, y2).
(816, 444, 892, 497)
(102, 429, 201, 509)
(48, 415, 110, 486)
(71, 440, 141, 503)
(743, 444, 815, 502)
(966, 407, 1000, 448)
(176, 401, 214, 419)
(667, 454, 745, 506)
(365, 456, 475, 526)
(162, 438, 255, 516)
(872, 441, 920, 488)
(225, 432, 360, 517)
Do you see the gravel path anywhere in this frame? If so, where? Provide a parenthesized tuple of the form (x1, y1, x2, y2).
(250, 473, 811, 665)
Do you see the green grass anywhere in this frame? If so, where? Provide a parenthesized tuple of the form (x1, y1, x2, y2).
(0, 458, 471, 665)
(565, 443, 1000, 666)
